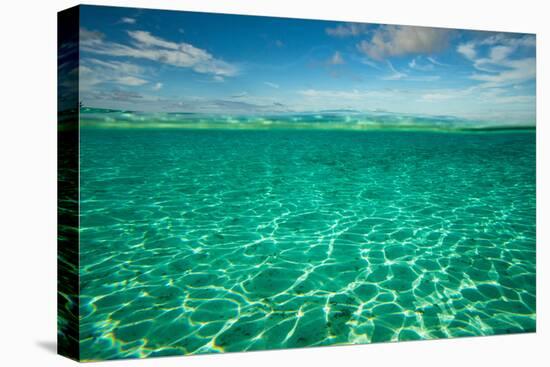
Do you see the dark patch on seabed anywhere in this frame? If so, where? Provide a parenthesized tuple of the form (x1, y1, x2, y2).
(77, 128, 535, 360)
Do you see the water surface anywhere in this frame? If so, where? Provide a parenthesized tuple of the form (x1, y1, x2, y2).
(79, 127, 536, 360)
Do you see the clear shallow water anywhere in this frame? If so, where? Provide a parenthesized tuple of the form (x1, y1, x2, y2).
(79, 128, 536, 360)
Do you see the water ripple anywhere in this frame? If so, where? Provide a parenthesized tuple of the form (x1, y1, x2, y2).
(79, 129, 535, 361)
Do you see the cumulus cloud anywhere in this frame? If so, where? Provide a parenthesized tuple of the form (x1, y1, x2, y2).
(457, 43, 476, 60)
(457, 34, 536, 88)
(357, 25, 452, 60)
(80, 28, 238, 78)
(326, 23, 369, 37)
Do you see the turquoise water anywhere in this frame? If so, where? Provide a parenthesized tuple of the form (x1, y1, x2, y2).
(79, 125, 536, 360)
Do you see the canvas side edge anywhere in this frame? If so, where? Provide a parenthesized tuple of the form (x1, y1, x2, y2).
(57, 5, 81, 362)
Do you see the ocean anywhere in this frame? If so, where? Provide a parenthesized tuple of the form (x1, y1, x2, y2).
(77, 111, 535, 360)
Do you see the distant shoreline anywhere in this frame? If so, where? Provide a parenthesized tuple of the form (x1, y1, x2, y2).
(75, 107, 536, 133)
(79, 120, 536, 134)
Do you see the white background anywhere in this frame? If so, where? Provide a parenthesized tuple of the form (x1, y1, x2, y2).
(0, 0, 547, 365)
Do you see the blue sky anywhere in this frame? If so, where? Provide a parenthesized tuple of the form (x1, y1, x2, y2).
(79, 5, 536, 123)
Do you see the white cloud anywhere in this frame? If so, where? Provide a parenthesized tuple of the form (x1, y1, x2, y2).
(479, 33, 535, 48)
(376, 60, 439, 81)
(427, 56, 445, 66)
(128, 30, 179, 49)
(293, 86, 533, 123)
(120, 17, 136, 24)
(87, 58, 143, 75)
(230, 92, 248, 98)
(457, 34, 536, 88)
(360, 58, 383, 70)
(408, 57, 434, 71)
(383, 61, 407, 80)
(80, 28, 104, 45)
(489, 45, 513, 62)
(457, 43, 476, 60)
(299, 89, 360, 99)
(420, 93, 454, 101)
(298, 88, 390, 99)
(114, 76, 148, 86)
(152, 82, 163, 91)
(470, 58, 536, 87)
(328, 51, 345, 65)
(79, 58, 148, 89)
(419, 85, 534, 107)
(326, 23, 369, 37)
(357, 25, 452, 60)
(80, 28, 238, 78)
(419, 87, 475, 102)
(264, 81, 279, 89)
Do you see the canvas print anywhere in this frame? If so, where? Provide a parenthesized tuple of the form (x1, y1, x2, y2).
(58, 5, 536, 362)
